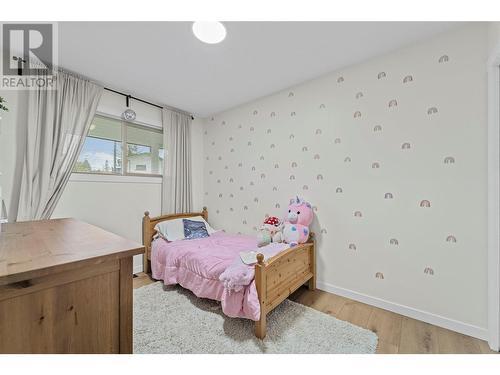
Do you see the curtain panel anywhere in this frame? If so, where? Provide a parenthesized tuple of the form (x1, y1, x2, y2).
(162, 108, 193, 214)
(16, 69, 103, 221)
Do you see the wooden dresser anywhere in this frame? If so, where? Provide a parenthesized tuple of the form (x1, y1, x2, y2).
(0, 218, 144, 353)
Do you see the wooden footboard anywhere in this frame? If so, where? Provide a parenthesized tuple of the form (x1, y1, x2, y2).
(255, 234, 316, 339)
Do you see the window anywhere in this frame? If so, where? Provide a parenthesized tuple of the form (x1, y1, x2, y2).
(74, 115, 163, 176)
(125, 123, 164, 175)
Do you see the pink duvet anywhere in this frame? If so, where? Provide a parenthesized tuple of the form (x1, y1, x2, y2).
(152, 231, 263, 320)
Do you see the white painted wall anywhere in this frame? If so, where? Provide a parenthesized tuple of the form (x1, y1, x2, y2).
(51, 174, 162, 273)
(0, 88, 205, 273)
(191, 117, 206, 211)
(203, 24, 490, 338)
(488, 22, 500, 54)
(487, 21, 500, 350)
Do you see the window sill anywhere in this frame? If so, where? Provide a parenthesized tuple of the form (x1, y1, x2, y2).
(69, 173, 163, 184)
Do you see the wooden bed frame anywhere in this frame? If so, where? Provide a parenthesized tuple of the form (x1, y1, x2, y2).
(142, 207, 316, 339)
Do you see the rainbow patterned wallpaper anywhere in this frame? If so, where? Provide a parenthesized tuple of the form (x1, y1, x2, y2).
(202, 24, 488, 330)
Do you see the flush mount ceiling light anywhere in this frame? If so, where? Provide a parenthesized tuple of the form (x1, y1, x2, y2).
(192, 21, 226, 44)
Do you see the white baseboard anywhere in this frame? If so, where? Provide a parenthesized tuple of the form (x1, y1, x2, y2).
(316, 281, 488, 341)
(133, 264, 143, 275)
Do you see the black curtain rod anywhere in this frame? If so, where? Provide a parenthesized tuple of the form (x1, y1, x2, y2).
(104, 87, 194, 120)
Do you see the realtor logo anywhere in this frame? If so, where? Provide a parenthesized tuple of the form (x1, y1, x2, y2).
(1, 23, 57, 89)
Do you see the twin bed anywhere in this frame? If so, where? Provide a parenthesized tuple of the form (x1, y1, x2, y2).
(142, 207, 316, 339)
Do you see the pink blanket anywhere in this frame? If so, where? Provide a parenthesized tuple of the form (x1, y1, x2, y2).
(219, 242, 290, 292)
(152, 231, 286, 321)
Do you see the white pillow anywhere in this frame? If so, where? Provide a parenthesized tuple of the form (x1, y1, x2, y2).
(154, 216, 217, 242)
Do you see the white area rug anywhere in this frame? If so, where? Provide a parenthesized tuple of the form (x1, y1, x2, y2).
(133, 282, 378, 354)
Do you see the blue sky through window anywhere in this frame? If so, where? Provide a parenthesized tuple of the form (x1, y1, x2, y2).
(78, 137, 122, 172)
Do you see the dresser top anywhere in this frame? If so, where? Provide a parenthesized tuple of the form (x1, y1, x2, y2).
(0, 218, 144, 285)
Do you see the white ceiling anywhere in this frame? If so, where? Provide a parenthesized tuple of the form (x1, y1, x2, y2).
(59, 22, 462, 117)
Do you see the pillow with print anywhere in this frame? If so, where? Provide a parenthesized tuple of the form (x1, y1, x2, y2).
(183, 219, 210, 240)
(154, 216, 217, 242)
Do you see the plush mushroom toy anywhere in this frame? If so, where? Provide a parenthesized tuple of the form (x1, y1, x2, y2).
(256, 215, 284, 247)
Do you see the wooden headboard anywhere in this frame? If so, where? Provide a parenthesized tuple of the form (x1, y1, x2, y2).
(142, 207, 208, 273)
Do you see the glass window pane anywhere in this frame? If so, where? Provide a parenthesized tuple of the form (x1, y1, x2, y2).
(75, 137, 122, 173)
(127, 143, 151, 173)
(73, 114, 164, 177)
(74, 115, 123, 174)
(125, 124, 163, 175)
(88, 116, 122, 142)
(159, 148, 165, 174)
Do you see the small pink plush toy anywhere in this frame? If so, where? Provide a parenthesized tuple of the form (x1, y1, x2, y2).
(282, 196, 314, 246)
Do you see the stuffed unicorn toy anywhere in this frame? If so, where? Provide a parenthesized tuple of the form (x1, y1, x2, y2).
(282, 196, 314, 246)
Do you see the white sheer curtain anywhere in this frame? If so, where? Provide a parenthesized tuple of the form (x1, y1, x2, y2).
(16, 69, 103, 221)
(162, 108, 192, 214)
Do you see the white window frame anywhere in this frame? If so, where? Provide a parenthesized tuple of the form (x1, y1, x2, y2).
(73, 112, 164, 178)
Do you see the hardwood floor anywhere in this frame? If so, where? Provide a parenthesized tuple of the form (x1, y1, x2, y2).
(133, 273, 497, 354)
